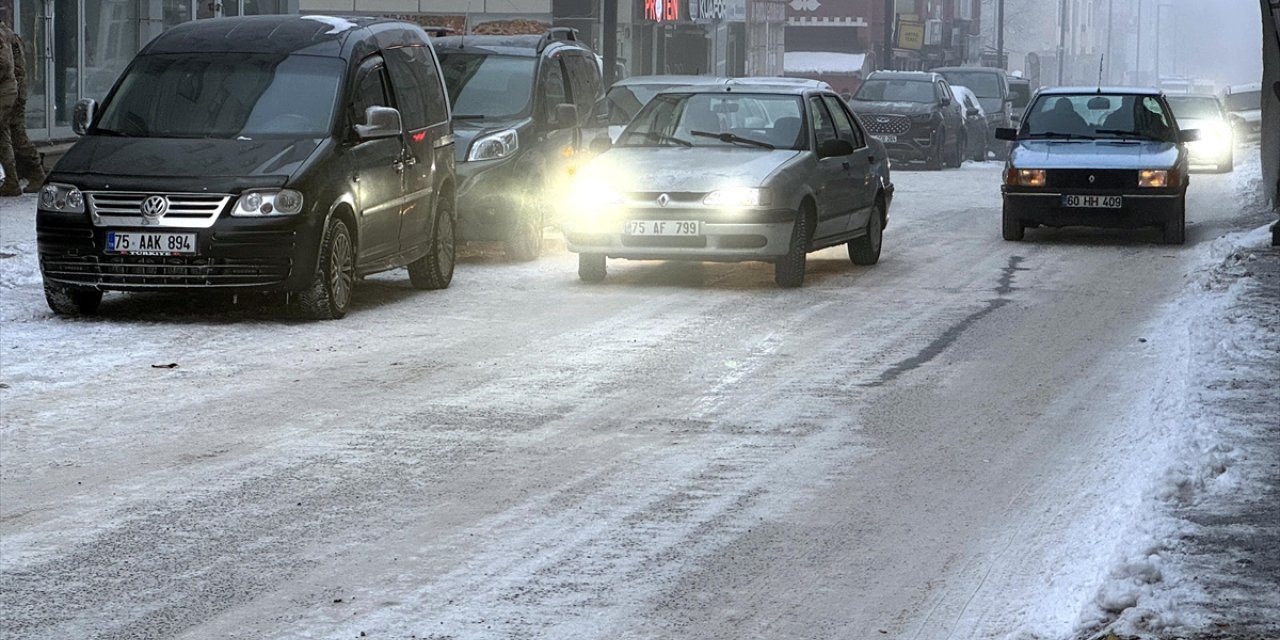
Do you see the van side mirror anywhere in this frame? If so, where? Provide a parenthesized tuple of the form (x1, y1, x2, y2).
(966, 107, 980, 117)
(995, 127, 1018, 141)
(1179, 129, 1201, 143)
(817, 138, 854, 158)
(73, 99, 97, 136)
(354, 106, 403, 140)
(551, 103, 579, 130)
(940, 96, 952, 106)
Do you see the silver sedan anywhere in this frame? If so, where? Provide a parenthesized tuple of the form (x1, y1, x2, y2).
(563, 84, 895, 288)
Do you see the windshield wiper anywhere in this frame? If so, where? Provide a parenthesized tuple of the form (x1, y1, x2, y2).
(640, 131, 692, 147)
(690, 130, 776, 150)
(452, 114, 487, 120)
(1094, 129, 1165, 141)
(1026, 131, 1095, 140)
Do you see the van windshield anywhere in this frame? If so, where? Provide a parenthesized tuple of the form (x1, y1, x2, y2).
(94, 53, 343, 139)
(437, 53, 536, 119)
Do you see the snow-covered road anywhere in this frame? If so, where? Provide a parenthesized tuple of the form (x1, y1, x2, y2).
(1, 158, 1276, 640)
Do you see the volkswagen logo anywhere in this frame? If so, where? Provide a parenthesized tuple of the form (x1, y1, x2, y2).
(140, 195, 169, 223)
(657, 193, 670, 207)
(1088, 174, 1096, 184)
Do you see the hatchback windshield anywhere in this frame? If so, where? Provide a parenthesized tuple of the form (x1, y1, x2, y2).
(853, 79, 934, 103)
(1223, 90, 1261, 112)
(94, 53, 342, 138)
(618, 92, 806, 150)
(1020, 93, 1178, 142)
(606, 84, 681, 125)
(1167, 96, 1224, 121)
(939, 72, 1001, 98)
(438, 53, 536, 119)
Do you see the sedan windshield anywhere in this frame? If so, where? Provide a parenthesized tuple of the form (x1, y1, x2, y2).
(1020, 93, 1178, 142)
(94, 53, 342, 138)
(853, 79, 934, 104)
(618, 92, 806, 150)
(438, 53, 536, 119)
(1166, 96, 1224, 121)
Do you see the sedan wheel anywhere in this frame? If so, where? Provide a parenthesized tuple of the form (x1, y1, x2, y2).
(848, 202, 884, 265)
(578, 253, 606, 283)
(775, 207, 812, 288)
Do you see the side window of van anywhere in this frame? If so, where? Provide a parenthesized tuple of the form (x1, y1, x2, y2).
(540, 56, 569, 118)
(384, 44, 450, 129)
(563, 53, 600, 123)
(352, 57, 392, 126)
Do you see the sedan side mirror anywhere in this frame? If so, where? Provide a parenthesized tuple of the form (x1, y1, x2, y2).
(940, 96, 952, 106)
(551, 103, 579, 130)
(994, 127, 1019, 141)
(1179, 129, 1201, 143)
(73, 99, 97, 136)
(354, 106, 403, 140)
(817, 138, 854, 158)
(589, 135, 613, 154)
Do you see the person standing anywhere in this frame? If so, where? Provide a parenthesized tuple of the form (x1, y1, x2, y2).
(0, 21, 19, 197)
(3, 22, 43, 193)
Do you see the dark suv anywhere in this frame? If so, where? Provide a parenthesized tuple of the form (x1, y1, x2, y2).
(931, 66, 1013, 159)
(433, 29, 605, 260)
(38, 16, 457, 320)
(849, 71, 964, 169)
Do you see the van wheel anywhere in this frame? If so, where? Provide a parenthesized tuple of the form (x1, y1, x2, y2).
(848, 201, 884, 265)
(505, 181, 545, 262)
(1002, 205, 1024, 241)
(926, 130, 945, 170)
(44, 281, 103, 316)
(299, 217, 355, 320)
(946, 133, 963, 168)
(775, 205, 812, 288)
(409, 195, 456, 290)
(578, 253, 606, 282)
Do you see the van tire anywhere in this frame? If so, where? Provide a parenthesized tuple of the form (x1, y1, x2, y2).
(44, 281, 102, 316)
(299, 217, 355, 320)
(409, 196, 456, 290)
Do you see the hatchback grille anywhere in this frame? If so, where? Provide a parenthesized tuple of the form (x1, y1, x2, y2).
(87, 192, 231, 229)
(40, 254, 291, 288)
(1047, 170, 1138, 189)
(861, 114, 911, 136)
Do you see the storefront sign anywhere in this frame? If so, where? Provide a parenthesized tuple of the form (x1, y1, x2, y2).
(896, 19, 924, 50)
(644, 0, 681, 22)
(689, 0, 727, 21)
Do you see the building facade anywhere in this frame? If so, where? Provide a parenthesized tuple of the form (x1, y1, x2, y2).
(2, 0, 298, 144)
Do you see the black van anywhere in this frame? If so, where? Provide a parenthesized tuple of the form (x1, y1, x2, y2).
(37, 15, 456, 320)
(432, 29, 604, 260)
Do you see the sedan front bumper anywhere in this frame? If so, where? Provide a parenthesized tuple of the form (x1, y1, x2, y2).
(564, 208, 797, 262)
(1002, 190, 1184, 229)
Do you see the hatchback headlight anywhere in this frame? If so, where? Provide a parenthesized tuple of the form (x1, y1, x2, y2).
(1005, 168, 1046, 187)
(1138, 169, 1169, 188)
(39, 183, 85, 213)
(704, 187, 771, 208)
(467, 129, 519, 162)
(232, 189, 305, 216)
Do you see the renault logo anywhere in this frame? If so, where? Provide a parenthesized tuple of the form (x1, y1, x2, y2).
(657, 193, 670, 207)
(140, 195, 169, 223)
(1088, 174, 1096, 184)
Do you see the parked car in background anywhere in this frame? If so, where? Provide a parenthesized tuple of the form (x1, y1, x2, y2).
(564, 83, 894, 288)
(931, 66, 1013, 159)
(434, 29, 604, 260)
(849, 71, 964, 170)
(1166, 93, 1233, 172)
(1221, 82, 1262, 141)
(602, 75, 729, 140)
(38, 15, 457, 320)
(1007, 75, 1033, 129)
(997, 87, 1193, 244)
(951, 85, 989, 162)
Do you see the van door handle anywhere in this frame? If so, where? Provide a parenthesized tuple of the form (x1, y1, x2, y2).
(393, 160, 405, 174)
(842, 161, 851, 170)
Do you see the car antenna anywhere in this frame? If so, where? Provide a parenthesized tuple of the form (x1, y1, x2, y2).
(1097, 54, 1105, 92)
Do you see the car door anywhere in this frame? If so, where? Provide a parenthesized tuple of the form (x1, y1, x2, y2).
(823, 95, 875, 230)
(937, 81, 963, 146)
(382, 41, 453, 257)
(807, 96, 855, 240)
(347, 55, 406, 264)
(537, 54, 576, 183)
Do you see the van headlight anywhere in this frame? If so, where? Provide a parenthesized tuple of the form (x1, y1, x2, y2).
(232, 189, 305, 216)
(39, 183, 85, 213)
(467, 129, 519, 162)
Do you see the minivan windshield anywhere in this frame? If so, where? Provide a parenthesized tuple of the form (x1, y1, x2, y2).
(437, 53, 536, 119)
(94, 53, 342, 139)
(853, 79, 934, 104)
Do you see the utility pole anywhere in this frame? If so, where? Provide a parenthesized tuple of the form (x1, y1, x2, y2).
(1106, 0, 1114, 83)
(1155, 1, 1164, 81)
(1057, 0, 1067, 84)
(602, 0, 617, 86)
(996, 0, 1005, 69)
(1135, 0, 1143, 84)
(883, 0, 894, 70)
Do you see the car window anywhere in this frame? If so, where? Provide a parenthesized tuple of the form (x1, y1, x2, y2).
(619, 92, 806, 150)
(1008, 82, 1031, 109)
(939, 71, 1002, 98)
(822, 95, 863, 148)
(1167, 96, 1224, 121)
(853, 79, 935, 103)
(563, 52, 600, 124)
(541, 56, 570, 114)
(352, 57, 392, 126)
(1022, 93, 1177, 142)
(383, 45, 449, 129)
(809, 96, 838, 147)
(439, 52, 536, 119)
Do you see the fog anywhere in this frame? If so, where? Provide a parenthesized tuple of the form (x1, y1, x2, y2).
(1165, 0, 1263, 88)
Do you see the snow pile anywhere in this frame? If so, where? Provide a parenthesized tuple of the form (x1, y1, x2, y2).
(782, 52, 867, 75)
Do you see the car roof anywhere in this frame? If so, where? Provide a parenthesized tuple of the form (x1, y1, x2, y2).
(611, 75, 730, 88)
(431, 32, 591, 57)
(866, 71, 940, 82)
(1166, 93, 1219, 100)
(1035, 86, 1164, 96)
(142, 15, 410, 57)
(1224, 82, 1262, 93)
(653, 83, 817, 97)
(932, 66, 1003, 75)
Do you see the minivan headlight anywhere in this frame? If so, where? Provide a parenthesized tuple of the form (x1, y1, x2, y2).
(232, 189, 305, 216)
(39, 183, 85, 213)
(467, 129, 519, 162)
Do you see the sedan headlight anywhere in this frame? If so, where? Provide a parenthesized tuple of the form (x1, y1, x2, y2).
(1005, 168, 1046, 187)
(1138, 169, 1169, 188)
(467, 129, 519, 162)
(232, 189, 305, 216)
(703, 187, 771, 208)
(38, 183, 85, 213)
